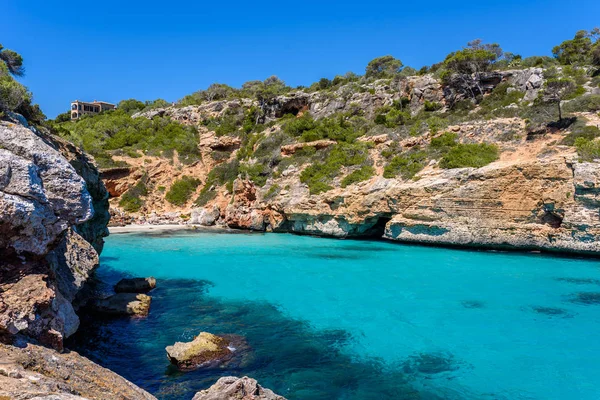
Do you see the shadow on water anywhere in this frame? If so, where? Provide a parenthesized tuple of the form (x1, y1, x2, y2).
(68, 274, 466, 400)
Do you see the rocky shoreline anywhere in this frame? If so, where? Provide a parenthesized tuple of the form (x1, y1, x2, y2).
(0, 118, 285, 399)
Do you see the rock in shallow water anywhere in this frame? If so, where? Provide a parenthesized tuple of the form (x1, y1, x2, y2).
(114, 277, 156, 293)
(166, 332, 250, 371)
(91, 293, 151, 316)
(192, 376, 286, 400)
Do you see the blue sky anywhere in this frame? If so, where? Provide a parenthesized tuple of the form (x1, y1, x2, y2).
(2, 1, 599, 118)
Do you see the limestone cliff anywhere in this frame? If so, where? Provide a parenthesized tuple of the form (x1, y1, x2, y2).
(106, 68, 600, 255)
(0, 118, 109, 348)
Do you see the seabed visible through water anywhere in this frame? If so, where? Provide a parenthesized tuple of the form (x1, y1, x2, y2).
(68, 230, 600, 399)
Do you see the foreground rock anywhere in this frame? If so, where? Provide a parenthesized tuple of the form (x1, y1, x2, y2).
(91, 293, 151, 316)
(166, 332, 250, 371)
(192, 376, 286, 400)
(114, 277, 157, 293)
(0, 120, 109, 349)
(0, 341, 156, 400)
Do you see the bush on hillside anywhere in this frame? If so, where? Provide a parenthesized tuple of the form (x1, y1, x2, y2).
(439, 143, 499, 168)
(55, 109, 201, 165)
(575, 137, 600, 161)
(341, 165, 376, 187)
(119, 179, 148, 212)
(300, 143, 371, 194)
(165, 176, 201, 206)
(383, 151, 427, 179)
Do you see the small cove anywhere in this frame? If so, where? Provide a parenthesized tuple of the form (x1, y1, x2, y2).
(69, 231, 600, 399)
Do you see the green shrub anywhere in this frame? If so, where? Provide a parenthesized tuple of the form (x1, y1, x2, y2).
(240, 162, 270, 187)
(424, 101, 442, 112)
(283, 113, 365, 143)
(561, 124, 600, 145)
(478, 83, 524, 118)
(439, 143, 499, 168)
(563, 95, 600, 113)
(165, 176, 201, 206)
(264, 184, 281, 199)
(195, 187, 217, 206)
(0, 69, 30, 111)
(430, 132, 458, 152)
(383, 151, 427, 179)
(55, 109, 200, 165)
(575, 137, 600, 161)
(341, 165, 375, 187)
(300, 143, 370, 194)
(119, 179, 148, 212)
(195, 160, 240, 205)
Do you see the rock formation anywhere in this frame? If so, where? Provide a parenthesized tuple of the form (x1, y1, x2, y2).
(166, 332, 249, 371)
(0, 120, 109, 348)
(91, 293, 152, 316)
(0, 341, 156, 400)
(111, 68, 600, 254)
(192, 376, 286, 400)
(114, 277, 157, 293)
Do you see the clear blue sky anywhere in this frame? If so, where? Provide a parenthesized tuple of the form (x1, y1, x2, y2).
(2, 1, 599, 118)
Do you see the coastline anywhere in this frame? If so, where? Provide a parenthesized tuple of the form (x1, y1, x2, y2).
(108, 223, 237, 234)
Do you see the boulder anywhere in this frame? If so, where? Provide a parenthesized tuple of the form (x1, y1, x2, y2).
(166, 332, 249, 371)
(114, 277, 156, 293)
(192, 376, 286, 400)
(91, 293, 151, 316)
(191, 205, 221, 226)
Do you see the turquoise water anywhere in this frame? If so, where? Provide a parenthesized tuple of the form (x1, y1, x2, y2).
(69, 231, 600, 399)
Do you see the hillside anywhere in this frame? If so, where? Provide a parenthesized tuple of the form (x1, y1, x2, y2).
(52, 31, 600, 253)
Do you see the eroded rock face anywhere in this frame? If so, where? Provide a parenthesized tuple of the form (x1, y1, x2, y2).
(0, 122, 93, 256)
(0, 342, 156, 400)
(0, 120, 109, 349)
(192, 376, 286, 400)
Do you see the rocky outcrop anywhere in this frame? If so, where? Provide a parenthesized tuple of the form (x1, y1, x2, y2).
(166, 332, 249, 371)
(0, 341, 156, 400)
(0, 122, 93, 256)
(91, 293, 152, 316)
(192, 376, 286, 400)
(114, 277, 156, 293)
(0, 120, 110, 349)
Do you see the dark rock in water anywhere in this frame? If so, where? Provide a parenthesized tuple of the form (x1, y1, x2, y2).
(166, 332, 250, 371)
(531, 306, 573, 317)
(569, 292, 600, 305)
(402, 352, 459, 375)
(555, 277, 600, 285)
(192, 376, 286, 400)
(461, 300, 485, 309)
(114, 277, 157, 293)
(91, 293, 151, 316)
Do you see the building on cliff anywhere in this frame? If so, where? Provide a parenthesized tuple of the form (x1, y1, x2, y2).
(71, 100, 115, 119)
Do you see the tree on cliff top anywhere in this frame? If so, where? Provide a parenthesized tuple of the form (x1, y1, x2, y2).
(0, 44, 24, 77)
(544, 78, 576, 121)
(365, 56, 403, 79)
(440, 40, 502, 102)
(552, 28, 599, 65)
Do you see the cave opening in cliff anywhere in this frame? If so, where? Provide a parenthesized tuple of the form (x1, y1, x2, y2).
(363, 215, 393, 238)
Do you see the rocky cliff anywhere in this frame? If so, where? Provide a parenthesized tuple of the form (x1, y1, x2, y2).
(105, 68, 600, 255)
(0, 118, 154, 398)
(0, 118, 111, 347)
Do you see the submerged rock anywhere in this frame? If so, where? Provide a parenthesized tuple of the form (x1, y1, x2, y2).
(166, 332, 249, 371)
(114, 277, 157, 293)
(192, 376, 286, 400)
(91, 293, 151, 316)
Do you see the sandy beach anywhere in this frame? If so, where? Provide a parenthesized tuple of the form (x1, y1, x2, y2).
(108, 224, 239, 234)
